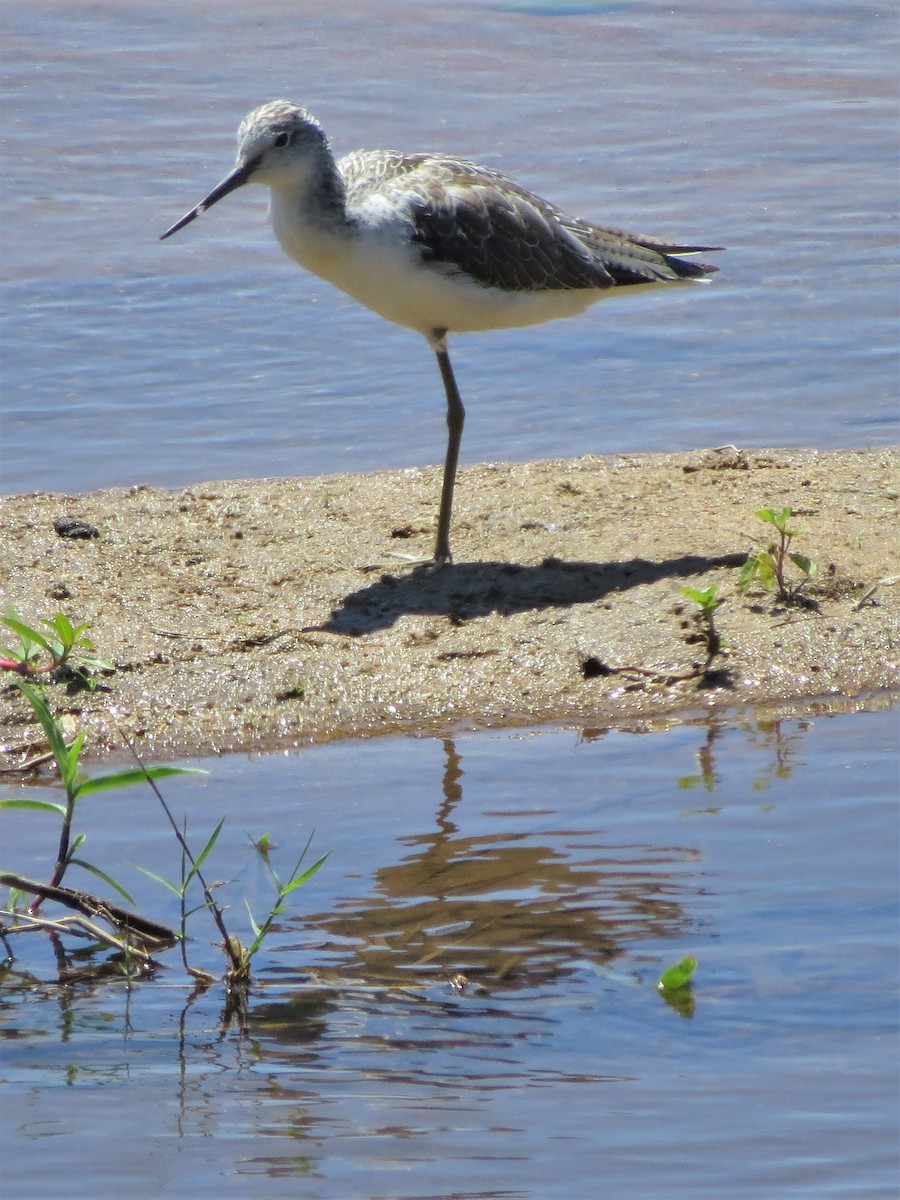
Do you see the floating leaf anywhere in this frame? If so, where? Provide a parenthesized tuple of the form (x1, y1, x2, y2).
(657, 955, 698, 991)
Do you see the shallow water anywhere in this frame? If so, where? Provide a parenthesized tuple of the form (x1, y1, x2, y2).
(1, 702, 897, 1198)
(2, 0, 897, 497)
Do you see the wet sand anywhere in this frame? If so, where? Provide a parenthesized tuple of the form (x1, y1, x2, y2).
(1, 446, 897, 764)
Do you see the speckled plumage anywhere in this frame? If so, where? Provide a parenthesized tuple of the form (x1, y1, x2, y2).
(338, 149, 715, 294)
(161, 101, 722, 564)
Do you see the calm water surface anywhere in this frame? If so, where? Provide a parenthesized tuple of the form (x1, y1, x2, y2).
(1, 702, 897, 1198)
(2, 0, 897, 496)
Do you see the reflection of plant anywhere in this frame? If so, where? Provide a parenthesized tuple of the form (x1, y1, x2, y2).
(1, 607, 112, 688)
(743, 714, 811, 792)
(738, 507, 817, 603)
(678, 712, 810, 800)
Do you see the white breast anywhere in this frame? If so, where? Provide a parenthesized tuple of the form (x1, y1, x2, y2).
(268, 190, 605, 339)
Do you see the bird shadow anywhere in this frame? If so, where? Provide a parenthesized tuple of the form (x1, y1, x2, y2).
(313, 552, 747, 636)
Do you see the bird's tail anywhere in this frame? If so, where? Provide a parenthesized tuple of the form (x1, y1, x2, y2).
(640, 239, 723, 279)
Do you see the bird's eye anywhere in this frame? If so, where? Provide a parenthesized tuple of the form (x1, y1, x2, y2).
(273, 131, 291, 149)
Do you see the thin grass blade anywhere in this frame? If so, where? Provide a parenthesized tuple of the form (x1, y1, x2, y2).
(77, 765, 205, 797)
(68, 857, 137, 905)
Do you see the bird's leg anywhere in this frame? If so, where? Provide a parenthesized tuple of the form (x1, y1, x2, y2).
(433, 340, 465, 566)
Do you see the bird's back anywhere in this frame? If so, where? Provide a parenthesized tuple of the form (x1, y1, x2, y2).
(338, 149, 718, 296)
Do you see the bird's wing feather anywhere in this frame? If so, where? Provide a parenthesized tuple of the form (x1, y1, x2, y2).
(339, 151, 715, 291)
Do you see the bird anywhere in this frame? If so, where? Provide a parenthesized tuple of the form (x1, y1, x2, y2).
(161, 101, 721, 565)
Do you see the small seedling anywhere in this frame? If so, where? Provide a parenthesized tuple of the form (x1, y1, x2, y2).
(585, 584, 729, 691)
(680, 584, 726, 678)
(681, 584, 720, 620)
(738, 507, 818, 603)
(1, 606, 112, 687)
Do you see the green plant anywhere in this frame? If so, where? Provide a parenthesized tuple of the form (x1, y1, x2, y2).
(584, 583, 729, 692)
(681, 584, 717, 619)
(1, 607, 112, 687)
(134, 803, 229, 984)
(2, 679, 329, 993)
(680, 583, 726, 678)
(136, 798, 328, 986)
(738, 507, 818, 603)
(0, 679, 197, 915)
(657, 955, 697, 991)
(242, 832, 329, 975)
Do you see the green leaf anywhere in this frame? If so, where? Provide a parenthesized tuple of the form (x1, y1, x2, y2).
(13, 679, 72, 778)
(2, 616, 57, 658)
(737, 555, 759, 595)
(0, 798, 67, 816)
(789, 552, 816, 577)
(68, 857, 137, 905)
(768, 507, 793, 532)
(681, 584, 719, 612)
(62, 730, 86, 792)
(73, 653, 113, 672)
(754, 507, 777, 526)
(1, 642, 33, 664)
(244, 900, 262, 939)
(43, 612, 77, 649)
(186, 816, 226, 882)
(755, 552, 777, 591)
(657, 955, 698, 991)
(76, 765, 205, 798)
(133, 865, 184, 896)
(281, 852, 330, 895)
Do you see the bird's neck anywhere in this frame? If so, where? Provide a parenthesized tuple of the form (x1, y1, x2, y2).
(267, 149, 351, 279)
(272, 143, 347, 228)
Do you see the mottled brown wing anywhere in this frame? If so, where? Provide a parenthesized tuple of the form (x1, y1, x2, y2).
(340, 150, 717, 290)
(399, 157, 620, 291)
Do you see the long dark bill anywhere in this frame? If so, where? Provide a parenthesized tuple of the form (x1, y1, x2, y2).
(160, 160, 255, 240)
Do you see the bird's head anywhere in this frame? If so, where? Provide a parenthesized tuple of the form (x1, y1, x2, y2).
(160, 101, 328, 240)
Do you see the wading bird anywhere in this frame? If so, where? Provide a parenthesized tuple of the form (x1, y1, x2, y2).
(162, 101, 720, 565)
